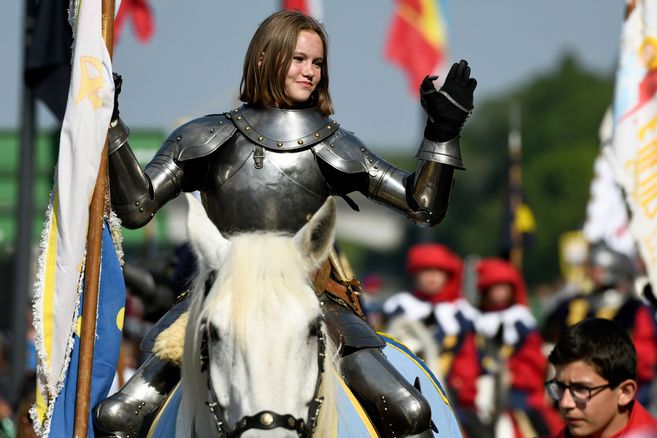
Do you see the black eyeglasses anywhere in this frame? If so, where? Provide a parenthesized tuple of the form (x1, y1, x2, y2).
(544, 379, 612, 404)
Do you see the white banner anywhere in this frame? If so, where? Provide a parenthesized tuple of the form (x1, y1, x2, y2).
(608, 0, 657, 291)
(31, 0, 114, 434)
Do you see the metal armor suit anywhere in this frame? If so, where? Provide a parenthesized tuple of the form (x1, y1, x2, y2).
(94, 104, 464, 438)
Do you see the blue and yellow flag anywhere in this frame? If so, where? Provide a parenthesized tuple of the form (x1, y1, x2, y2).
(47, 221, 126, 437)
(31, 0, 116, 435)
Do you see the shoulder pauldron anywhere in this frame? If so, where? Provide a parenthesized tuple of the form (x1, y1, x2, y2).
(314, 128, 384, 176)
(163, 114, 237, 162)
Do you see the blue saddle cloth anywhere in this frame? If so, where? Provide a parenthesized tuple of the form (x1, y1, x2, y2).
(148, 335, 462, 437)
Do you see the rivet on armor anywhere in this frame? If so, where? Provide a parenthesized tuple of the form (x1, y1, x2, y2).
(135, 201, 140, 206)
(297, 139, 304, 145)
(326, 125, 332, 129)
(314, 133, 320, 138)
(277, 142, 283, 147)
(330, 143, 334, 148)
(258, 136, 264, 141)
(373, 165, 379, 169)
(139, 208, 144, 212)
(332, 120, 337, 124)
(176, 136, 182, 141)
(233, 109, 238, 112)
(245, 126, 251, 131)
(361, 148, 365, 152)
(134, 411, 139, 415)
(260, 413, 274, 426)
(306, 213, 313, 221)
(368, 159, 373, 163)
(236, 116, 242, 120)
(219, 121, 223, 124)
(209, 128, 214, 132)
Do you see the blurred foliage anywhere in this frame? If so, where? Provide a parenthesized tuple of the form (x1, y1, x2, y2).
(380, 53, 614, 288)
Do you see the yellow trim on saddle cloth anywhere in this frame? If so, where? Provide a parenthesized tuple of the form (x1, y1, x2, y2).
(335, 373, 379, 437)
(146, 382, 181, 438)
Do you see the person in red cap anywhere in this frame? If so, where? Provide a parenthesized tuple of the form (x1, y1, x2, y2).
(474, 258, 563, 437)
(383, 243, 484, 435)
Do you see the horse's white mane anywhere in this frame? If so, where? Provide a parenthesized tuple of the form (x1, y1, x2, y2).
(179, 195, 339, 437)
(199, 232, 317, 350)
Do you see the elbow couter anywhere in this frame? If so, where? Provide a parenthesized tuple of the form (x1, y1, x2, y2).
(408, 207, 447, 228)
(112, 199, 157, 229)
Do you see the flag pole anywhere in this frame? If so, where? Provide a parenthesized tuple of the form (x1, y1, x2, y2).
(508, 103, 523, 270)
(73, 0, 114, 435)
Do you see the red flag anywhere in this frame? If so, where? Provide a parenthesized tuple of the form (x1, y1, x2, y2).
(385, 0, 447, 96)
(282, 0, 322, 19)
(114, 0, 155, 44)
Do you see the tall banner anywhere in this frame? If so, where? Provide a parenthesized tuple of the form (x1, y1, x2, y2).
(385, 0, 448, 95)
(607, 0, 657, 289)
(584, 109, 636, 257)
(31, 0, 116, 435)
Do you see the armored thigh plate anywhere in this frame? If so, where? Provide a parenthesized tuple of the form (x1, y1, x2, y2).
(340, 348, 433, 437)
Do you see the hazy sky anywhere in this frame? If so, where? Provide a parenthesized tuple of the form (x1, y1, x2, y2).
(2, 1, 623, 150)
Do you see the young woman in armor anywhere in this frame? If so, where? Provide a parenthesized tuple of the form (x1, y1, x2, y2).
(96, 10, 476, 438)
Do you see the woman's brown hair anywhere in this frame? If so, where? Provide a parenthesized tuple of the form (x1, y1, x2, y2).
(239, 11, 333, 116)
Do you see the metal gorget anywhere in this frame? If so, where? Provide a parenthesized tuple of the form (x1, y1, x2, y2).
(228, 104, 338, 151)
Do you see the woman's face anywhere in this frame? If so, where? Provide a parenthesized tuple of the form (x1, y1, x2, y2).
(285, 30, 323, 104)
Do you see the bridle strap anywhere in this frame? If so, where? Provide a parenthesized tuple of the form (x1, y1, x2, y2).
(230, 411, 307, 436)
(201, 317, 327, 437)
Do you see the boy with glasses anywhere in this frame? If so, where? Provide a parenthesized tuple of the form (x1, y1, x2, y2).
(545, 318, 657, 437)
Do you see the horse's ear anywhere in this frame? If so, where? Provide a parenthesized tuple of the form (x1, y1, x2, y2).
(185, 193, 229, 269)
(294, 197, 336, 266)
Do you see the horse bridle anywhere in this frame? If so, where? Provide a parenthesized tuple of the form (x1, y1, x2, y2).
(198, 274, 327, 437)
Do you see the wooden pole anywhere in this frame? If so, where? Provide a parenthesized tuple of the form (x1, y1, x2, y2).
(73, 0, 114, 436)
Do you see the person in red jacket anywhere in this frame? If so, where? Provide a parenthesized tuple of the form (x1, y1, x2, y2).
(546, 318, 657, 438)
(474, 258, 563, 437)
(383, 243, 483, 435)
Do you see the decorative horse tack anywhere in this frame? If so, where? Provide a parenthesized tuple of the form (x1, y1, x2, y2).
(198, 316, 327, 437)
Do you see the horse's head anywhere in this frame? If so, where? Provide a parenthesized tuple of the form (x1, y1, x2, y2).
(181, 194, 337, 437)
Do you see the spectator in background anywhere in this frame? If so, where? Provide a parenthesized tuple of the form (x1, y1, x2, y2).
(15, 375, 36, 438)
(473, 258, 562, 437)
(383, 243, 483, 435)
(545, 318, 657, 437)
(0, 395, 13, 438)
(543, 242, 657, 406)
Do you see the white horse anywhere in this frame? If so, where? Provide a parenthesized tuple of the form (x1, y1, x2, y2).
(177, 194, 339, 437)
(146, 194, 463, 437)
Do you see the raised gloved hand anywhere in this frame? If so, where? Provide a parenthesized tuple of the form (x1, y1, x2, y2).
(421, 60, 477, 142)
(111, 72, 122, 123)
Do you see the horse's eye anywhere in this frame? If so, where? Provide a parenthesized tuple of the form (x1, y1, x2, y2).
(208, 323, 221, 341)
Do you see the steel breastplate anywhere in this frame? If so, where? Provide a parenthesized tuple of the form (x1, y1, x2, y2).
(202, 133, 330, 235)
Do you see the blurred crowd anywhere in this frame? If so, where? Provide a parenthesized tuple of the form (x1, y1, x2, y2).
(364, 241, 657, 438)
